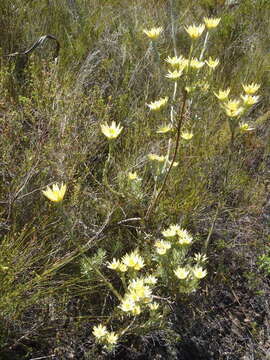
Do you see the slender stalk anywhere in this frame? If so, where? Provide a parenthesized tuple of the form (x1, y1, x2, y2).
(169, 0, 178, 57)
(199, 31, 209, 61)
(145, 89, 188, 220)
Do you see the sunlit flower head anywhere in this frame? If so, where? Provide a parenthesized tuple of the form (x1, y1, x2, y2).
(174, 267, 189, 280)
(131, 305, 141, 316)
(119, 297, 135, 312)
(241, 94, 260, 106)
(42, 183, 67, 202)
(143, 27, 163, 40)
(144, 275, 158, 285)
(203, 17, 221, 29)
(190, 58, 204, 70)
(157, 124, 173, 134)
(154, 240, 171, 255)
(106, 332, 119, 345)
(93, 324, 107, 339)
(122, 251, 145, 270)
(118, 262, 128, 272)
(177, 228, 193, 245)
(194, 253, 208, 263)
(242, 83, 260, 95)
(148, 154, 166, 162)
(205, 57, 219, 69)
(128, 279, 152, 300)
(185, 24, 205, 39)
(181, 131, 193, 140)
(162, 224, 181, 238)
(239, 122, 255, 132)
(107, 258, 120, 270)
(224, 99, 244, 118)
(165, 55, 189, 69)
(128, 172, 138, 180)
(146, 96, 168, 111)
(214, 88, 230, 101)
(165, 69, 183, 80)
(193, 267, 207, 279)
(149, 302, 159, 311)
(101, 121, 123, 139)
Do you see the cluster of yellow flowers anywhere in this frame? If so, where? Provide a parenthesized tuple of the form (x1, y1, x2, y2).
(214, 83, 260, 129)
(119, 277, 158, 315)
(107, 251, 144, 272)
(92, 324, 119, 347)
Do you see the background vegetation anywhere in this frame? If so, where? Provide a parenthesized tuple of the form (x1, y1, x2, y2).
(0, 0, 269, 359)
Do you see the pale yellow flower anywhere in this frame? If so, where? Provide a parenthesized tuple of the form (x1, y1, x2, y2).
(143, 27, 163, 40)
(122, 252, 145, 270)
(100, 121, 123, 139)
(239, 122, 255, 132)
(128, 279, 152, 300)
(149, 302, 159, 311)
(205, 57, 219, 69)
(166, 69, 183, 80)
(185, 24, 205, 39)
(224, 99, 244, 117)
(194, 253, 208, 263)
(241, 94, 260, 106)
(119, 297, 135, 312)
(214, 88, 230, 101)
(165, 55, 189, 69)
(131, 305, 141, 316)
(42, 183, 67, 202)
(157, 124, 173, 134)
(118, 263, 128, 272)
(128, 172, 138, 180)
(144, 275, 158, 285)
(106, 332, 119, 345)
(190, 58, 204, 70)
(193, 267, 207, 279)
(177, 228, 193, 245)
(181, 131, 193, 140)
(174, 267, 189, 280)
(203, 17, 221, 29)
(146, 97, 168, 111)
(93, 324, 107, 339)
(148, 154, 166, 162)
(107, 258, 120, 270)
(154, 240, 171, 255)
(242, 83, 260, 95)
(162, 224, 181, 238)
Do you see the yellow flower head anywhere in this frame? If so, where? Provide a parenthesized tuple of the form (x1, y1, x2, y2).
(214, 88, 230, 101)
(177, 228, 193, 245)
(190, 58, 205, 70)
(119, 297, 135, 312)
(174, 267, 189, 280)
(157, 124, 173, 134)
(154, 240, 171, 255)
(165, 69, 183, 80)
(241, 94, 260, 106)
(239, 122, 255, 132)
(194, 253, 208, 263)
(122, 251, 145, 270)
(106, 332, 119, 345)
(144, 275, 158, 285)
(93, 324, 107, 339)
(165, 55, 189, 69)
(185, 24, 205, 39)
(162, 224, 181, 238)
(107, 258, 120, 270)
(42, 183, 67, 202)
(242, 83, 260, 95)
(143, 27, 163, 40)
(128, 172, 138, 180)
(181, 131, 193, 140)
(224, 99, 244, 118)
(149, 302, 159, 311)
(205, 57, 219, 69)
(100, 121, 123, 140)
(148, 154, 166, 162)
(118, 262, 128, 272)
(146, 96, 168, 111)
(203, 17, 221, 29)
(193, 267, 207, 279)
(131, 305, 141, 316)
